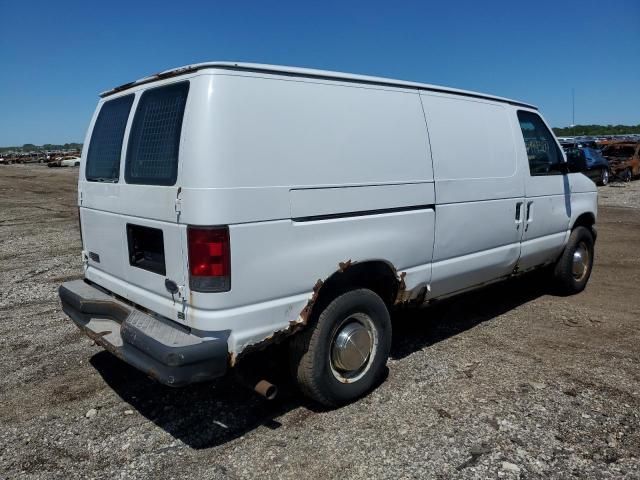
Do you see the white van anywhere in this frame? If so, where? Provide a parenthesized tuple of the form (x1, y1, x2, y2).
(59, 63, 597, 406)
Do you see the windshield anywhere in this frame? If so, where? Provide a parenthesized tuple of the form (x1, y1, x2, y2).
(583, 148, 605, 164)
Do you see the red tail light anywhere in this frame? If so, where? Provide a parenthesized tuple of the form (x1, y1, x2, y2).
(187, 226, 230, 292)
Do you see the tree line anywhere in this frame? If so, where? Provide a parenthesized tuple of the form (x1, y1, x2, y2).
(552, 125, 640, 136)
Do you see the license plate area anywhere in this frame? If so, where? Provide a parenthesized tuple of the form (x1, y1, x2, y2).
(126, 224, 166, 276)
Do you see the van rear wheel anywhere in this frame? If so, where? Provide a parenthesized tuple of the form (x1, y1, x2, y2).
(289, 288, 391, 407)
(553, 226, 594, 295)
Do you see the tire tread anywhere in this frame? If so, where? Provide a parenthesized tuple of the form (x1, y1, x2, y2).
(553, 226, 594, 295)
(289, 288, 390, 407)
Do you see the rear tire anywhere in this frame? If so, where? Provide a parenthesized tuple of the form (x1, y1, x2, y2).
(623, 168, 632, 182)
(289, 288, 391, 407)
(553, 226, 594, 295)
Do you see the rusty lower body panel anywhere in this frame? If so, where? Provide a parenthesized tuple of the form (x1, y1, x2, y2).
(59, 280, 229, 386)
(230, 260, 427, 366)
(61, 259, 427, 377)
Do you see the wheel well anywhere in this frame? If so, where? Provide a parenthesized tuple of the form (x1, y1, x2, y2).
(311, 261, 400, 317)
(573, 212, 596, 238)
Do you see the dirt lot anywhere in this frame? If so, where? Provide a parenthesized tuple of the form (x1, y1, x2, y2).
(0, 164, 639, 479)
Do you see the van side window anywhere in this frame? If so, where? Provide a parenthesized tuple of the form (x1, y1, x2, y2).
(85, 94, 134, 182)
(517, 111, 564, 176)
(125, 81, 189, 186)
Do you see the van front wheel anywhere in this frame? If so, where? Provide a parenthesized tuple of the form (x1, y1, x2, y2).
(553, 226, 594, 295)
(598, 168, 609, 186)
(290, 288, 391, 407)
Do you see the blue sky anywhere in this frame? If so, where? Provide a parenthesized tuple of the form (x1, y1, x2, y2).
(1, 0, 638, 145)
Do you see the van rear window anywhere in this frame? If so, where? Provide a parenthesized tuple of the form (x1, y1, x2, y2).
(85, 94, 134, 182)
(125, 82, 189, 186)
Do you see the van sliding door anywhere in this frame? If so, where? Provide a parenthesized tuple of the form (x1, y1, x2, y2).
(421, 93, 526, 298)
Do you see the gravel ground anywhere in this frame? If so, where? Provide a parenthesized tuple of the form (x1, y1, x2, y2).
(0, 164, 639, 479)
(598, 180, 640, 210)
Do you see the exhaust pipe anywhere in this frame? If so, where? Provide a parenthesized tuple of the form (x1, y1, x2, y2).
(235, 370, 278, 400)
(254, 379, 278, 400)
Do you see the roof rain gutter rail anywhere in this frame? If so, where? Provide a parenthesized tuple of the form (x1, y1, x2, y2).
(100, 66, 201, 98)
(99, 62, 538, 110)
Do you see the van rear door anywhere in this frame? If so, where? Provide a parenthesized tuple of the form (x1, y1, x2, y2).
(78, 81, 190, 322)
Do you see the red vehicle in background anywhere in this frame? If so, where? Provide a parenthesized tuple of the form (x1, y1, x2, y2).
(602, 142, 640, 182)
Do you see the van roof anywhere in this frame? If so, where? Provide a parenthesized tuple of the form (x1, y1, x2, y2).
(100, 62, 538, 109)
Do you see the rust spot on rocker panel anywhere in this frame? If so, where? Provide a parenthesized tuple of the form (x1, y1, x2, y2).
(394, 271, 409, 303)
(391, 267, 428, 306)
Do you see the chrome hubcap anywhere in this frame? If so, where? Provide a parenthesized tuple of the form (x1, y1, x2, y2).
(572, 242, 590, 281)
(330, 313, 376, 383)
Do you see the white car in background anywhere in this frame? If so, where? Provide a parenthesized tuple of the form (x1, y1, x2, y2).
(61, 157, 81, 167)
(48, 156, 81, 167)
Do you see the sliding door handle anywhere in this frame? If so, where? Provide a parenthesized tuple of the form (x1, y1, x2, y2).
(525, 201, 534, 231)
(515, 202, 524, 226)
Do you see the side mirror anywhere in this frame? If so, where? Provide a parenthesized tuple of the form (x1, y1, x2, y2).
(566, 151, 587, 173)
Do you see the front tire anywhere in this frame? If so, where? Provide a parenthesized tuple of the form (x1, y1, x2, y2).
(553, 226, 594, 295)
(290, 288, 392, 407)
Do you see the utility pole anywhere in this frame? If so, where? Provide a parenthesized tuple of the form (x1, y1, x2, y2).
(571, 88, 575, 127)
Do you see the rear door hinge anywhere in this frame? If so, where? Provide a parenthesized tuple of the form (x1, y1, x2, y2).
(177, 285, 187, 320)
(174, 187, 182, 217)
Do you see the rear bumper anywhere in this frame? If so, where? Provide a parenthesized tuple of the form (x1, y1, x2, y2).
(59, 280, 229, 386)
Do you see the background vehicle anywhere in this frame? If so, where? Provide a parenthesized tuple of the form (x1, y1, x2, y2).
(61, 157, 81, 167)
(47, 156, 81, 167)
(565, 147, 610, 185)
(560, 139, 599, 150)
(602, 142, 640, 182)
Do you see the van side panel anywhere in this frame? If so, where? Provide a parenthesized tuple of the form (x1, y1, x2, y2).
(205, 209, 435, 353)
(289, 183, 434, 220)
(181, 74, 433, 188)
(177, 74, 437, 353)
(421, 94, 525, 298)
